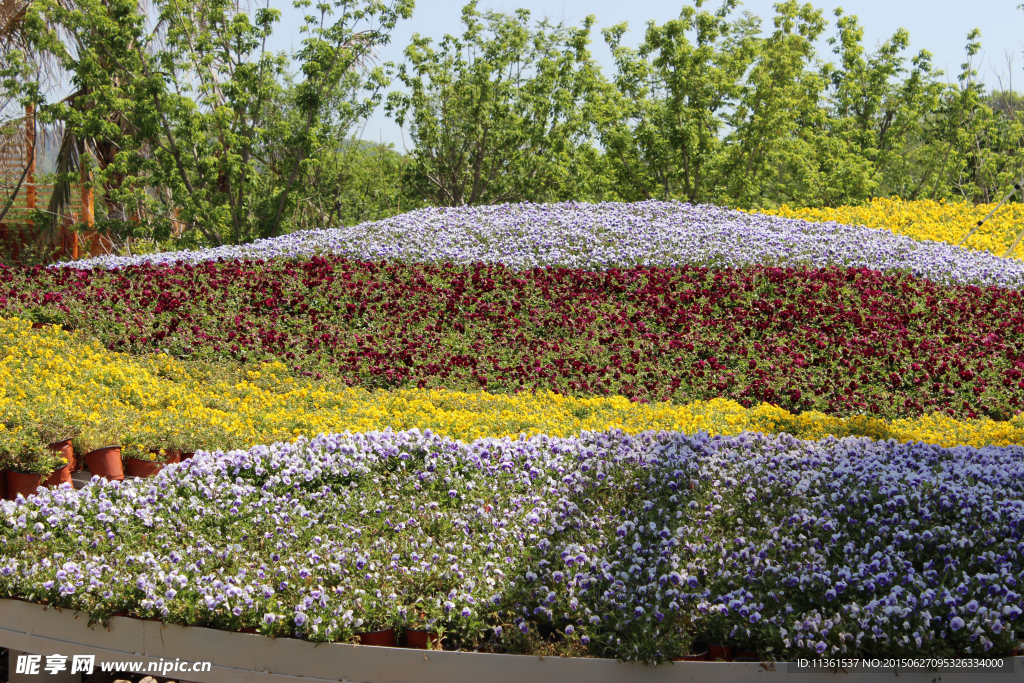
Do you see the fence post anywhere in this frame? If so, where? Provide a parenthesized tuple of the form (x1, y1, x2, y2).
(81, 166, 96, 256)
(24, 104, 34, 224)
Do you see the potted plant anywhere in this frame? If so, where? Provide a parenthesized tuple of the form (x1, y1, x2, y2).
(674, 641, 709, 662)
(734, 618, 770, 661)
(24, 307, 68, 331)
(351, 591, 400, 647)
(0, 404, 69, 495)
(399, 597, 444, 650)
(75, 412, 127, 482)
(0, 405, 21, 498)
(734, 640, 760, 661)
(32, 402, 80, 474)
(1, 429, 68, 499)
(121, 441, 165, 478)
(121, 423, 167, 479)
(147, 412, 189, 464)
(702, 619, 735, 662)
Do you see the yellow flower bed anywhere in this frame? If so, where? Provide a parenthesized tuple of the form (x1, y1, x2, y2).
(2, 317, 1023, 450)
(759, 197, 1024, 258)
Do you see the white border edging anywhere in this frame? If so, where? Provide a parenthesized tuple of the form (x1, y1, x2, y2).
(0, 600, 1018, 683)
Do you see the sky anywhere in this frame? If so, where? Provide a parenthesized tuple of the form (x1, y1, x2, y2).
(256, 0, 1024, 146)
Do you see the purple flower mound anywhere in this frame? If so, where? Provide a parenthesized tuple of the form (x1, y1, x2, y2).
(1, 428, 1022, 663)
(57, 202, 1024, 289)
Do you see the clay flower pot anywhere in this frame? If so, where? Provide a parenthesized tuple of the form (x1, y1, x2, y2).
(43, 463, 72, 488)
(83, 446, 124, 481)
(46, 439, 75, 472)
(181, 452, 196, 461)
(0, 470, 6, 500)
(708, 642, 735, 662)
(735, 648, 759, 660)
(674, 642, 709, 661)
(124, 457, 163, 478)
(6, 471, 44, 500)
(401, 628, 441, 649)
(357, 628, 397, 647)
(30, 322, 53, 330)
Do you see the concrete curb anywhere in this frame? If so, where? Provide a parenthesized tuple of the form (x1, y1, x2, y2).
(0, 600, 1018, 683)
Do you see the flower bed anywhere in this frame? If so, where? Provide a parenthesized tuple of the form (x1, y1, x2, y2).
(1, 428, 1022, 663)
(4, 199, 1024, 664)
(5, 261, 1024, 419)
(3, 318, 1024, 485)
(761, 198, 1024, 260)
(51, 201, 1024, 289)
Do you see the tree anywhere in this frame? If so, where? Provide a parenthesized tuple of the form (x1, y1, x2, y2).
(287, 138, 420, 230)
(933, 30, 1024, 204)
(22, 0, 413, 248)
(386, 1, 603, 206)
(591, 0, 759, 204)
(717, 0, 830, 207)
(591, 0, 842, 208)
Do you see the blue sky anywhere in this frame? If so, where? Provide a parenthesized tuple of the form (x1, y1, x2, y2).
(268, 0, 1024, 147)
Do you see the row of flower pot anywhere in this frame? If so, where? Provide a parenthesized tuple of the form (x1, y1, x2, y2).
(349, 632, 760, 659)
(355, 628, 441, 649)
(95, 613, 439, 649)
(0, 441, 195, 501)
(675, 643, 762, 662)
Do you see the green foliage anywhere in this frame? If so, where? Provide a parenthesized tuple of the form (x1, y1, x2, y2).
(288, 140, 422, 229)
(385, 1, 605, 206)
(5, 0, 1024, 259)
(934, 30, 1024, 204)
(591, 0, 760, 204)
(0, 402, 71, 474)
(591, 1, 952, 209)
(19, 0, 413, 249)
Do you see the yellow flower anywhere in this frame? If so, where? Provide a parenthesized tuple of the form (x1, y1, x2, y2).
(1, 315, 1022, 450)
(755, 198, 1024, 259)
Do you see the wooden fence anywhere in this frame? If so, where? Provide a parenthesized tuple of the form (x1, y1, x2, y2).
(0, 105, 101, 264)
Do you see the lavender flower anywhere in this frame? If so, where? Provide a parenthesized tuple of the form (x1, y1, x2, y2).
(0, 428, 1020, 663)
(54, 201, 1024, 289)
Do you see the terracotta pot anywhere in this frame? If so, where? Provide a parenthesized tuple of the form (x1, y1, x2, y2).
(124, 457, 163, 478)
(30, 322, 53, 330)
(0, 470, 6, 500)
(181, 452, 196, 461)
(735, 648, 759, 660)
(674, 642, 709, 661)
(46, 438, 75, 471)
(401, 628, 440, 649)
(83, 446, 124, 481)
(708, 642, 735, 662)
(357, 628, 396, 647)
(6, 470, 44, 500)
(43, 463, 72, 488)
